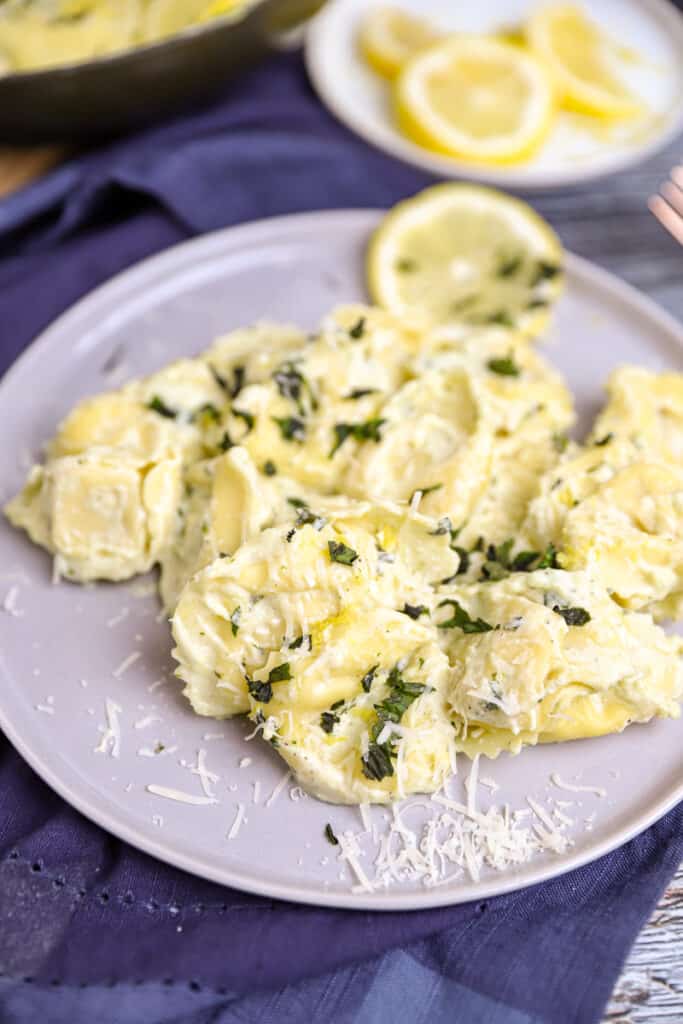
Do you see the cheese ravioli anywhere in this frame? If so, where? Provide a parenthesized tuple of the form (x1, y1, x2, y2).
(438, 569, 683, 758)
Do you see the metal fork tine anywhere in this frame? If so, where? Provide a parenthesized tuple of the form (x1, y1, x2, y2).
(661, 180, 683, 217)
(648, 193, 683, 245)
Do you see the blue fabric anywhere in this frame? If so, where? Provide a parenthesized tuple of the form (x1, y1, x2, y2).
(0, 49, 681, 1024)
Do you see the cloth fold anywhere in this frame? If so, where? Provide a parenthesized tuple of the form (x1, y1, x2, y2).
(0, 48, 681, 1024)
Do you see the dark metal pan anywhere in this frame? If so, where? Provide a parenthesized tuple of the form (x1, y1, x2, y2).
(0, 0, 325, 143)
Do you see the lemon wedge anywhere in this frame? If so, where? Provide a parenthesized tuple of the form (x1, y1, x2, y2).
(367, 183, 564, 337)
(358, 6, 441, 79)
(527, 4, 641, 119)
(395, 36, 554, 164)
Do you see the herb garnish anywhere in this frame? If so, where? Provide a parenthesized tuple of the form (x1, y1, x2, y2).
(328, 540, 358, 566)
(272, 416, 305, 442)
(478, 539, 559, 580)
(487, 352, 520, 377)
(246, 662, 292, 704)
(320, 699, 345, 734)
(230, 606, 241, 637)
(437, 599, 494, 633)
(324, 823, 339, 845)
(288, 634, 311, 651)
(594, 432, 614, 447)
(344, 388, 378, 400)
(552, 432, 569, 453)
(486, 310, 515, 328)
(193, 402, 221, 423)
(361, 665, 379, 693)
(231, 407, 255, 433)
(551, 604, 591, 626)
(147, 395, 177, 419)
(401, 603, 428, 620)
(218, 431, 235, 452)
(349, 317, 366, 339)
(273, 362, 318, 416)
(210, 363, 245, 399)
(361, 665, 427, 781)
(263, 460, 277, 476)
(286, 497, 325, 530)
(329, 418, 386, 457)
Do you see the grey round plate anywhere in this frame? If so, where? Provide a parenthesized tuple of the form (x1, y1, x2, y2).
(0, 210, 681, 910)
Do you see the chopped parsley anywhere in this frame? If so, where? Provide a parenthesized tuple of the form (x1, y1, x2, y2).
(361, 664, 379, 693)
(273, 362, 318, 416)
(287, 497, 325, 530)
(487, 352, 520, 377)
(401, 603, 428, 620)
(552, 432, 569, 453)
(551, 604, 591, 626)
(328, 540, 358, 566)
(320, 711, 338, 734)
(479, 539, 559, 580)
(361, 665, 427, 782)
(361, 743, 394, 782)
(246, 662, 291, 703)
(272, 415, 305, 442)
(437, 599, 494, 633)
(210, 364, 245, 399)
(486, 310, 515, 328)
(263, 460, 277, 476)
(193, 402, 221, 423)
(594, 432, 614, 447)
(230, 606, 241, 637)
(218, 431, 235, 452)
(288, 634, 311, 651)
(344, 388, 378, 400)
(330, 418, 386, 457)
(231, 407, 255, 433)
(349, 316, 366, 339)
(324, 823, 339, 846)
(147, 395, 177, 419)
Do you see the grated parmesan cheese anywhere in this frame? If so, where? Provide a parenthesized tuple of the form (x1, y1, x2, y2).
(550, 773, 606, 798)
(146, 784, 217, 806)
(112, 651, 141, 678)
(2, 586, 23, 617)
(95, 699, 123, 757)
(228, 802, 246, 839)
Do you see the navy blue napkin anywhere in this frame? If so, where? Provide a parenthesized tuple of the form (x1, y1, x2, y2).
(0, 50, 682, 1024)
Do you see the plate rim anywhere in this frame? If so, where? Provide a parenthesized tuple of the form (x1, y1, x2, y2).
(305, 0, 683, 191)
(1, 207, 682, 911)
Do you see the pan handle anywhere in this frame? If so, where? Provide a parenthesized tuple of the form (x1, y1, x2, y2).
(262, 0, 328, 46)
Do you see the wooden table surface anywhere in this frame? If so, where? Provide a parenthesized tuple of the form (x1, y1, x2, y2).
(0, 123, 681, 1023)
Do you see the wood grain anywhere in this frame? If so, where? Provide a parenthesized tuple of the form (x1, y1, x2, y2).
(605, 865, 683, 1022)
(0, 146, 64, 198)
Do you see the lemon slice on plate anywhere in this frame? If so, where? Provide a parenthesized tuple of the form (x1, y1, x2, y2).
(527, 4, 641, 119)
(358, 5, 441, 79)
(395, 36, 554, 164)
(367, 183, 564, 337)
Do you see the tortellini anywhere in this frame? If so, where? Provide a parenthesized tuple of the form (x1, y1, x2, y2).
(6, 308, 683, 804)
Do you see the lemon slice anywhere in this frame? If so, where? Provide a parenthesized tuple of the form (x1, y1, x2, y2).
(367, 184, 564, 337)
(527, 4, 641, 119)
(358, 6, 441, 79)
(395, 36, 554, 164)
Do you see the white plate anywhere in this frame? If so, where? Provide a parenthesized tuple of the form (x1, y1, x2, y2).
(0, 210, 682, 911)
(306, 0, 683, 190)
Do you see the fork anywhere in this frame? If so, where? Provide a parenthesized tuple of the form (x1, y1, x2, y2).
(649, 165, 683, 245)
